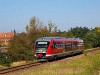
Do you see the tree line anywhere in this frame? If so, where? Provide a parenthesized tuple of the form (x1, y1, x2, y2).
(0, 16, 100, 66)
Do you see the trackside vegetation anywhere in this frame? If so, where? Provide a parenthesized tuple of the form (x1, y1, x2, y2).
(0, 16, 100, 66)
(7, 49, 100, 75)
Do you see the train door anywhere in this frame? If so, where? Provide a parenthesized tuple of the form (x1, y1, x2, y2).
(52, 41, 56, 54)
(65, 41, 73, 53)
(73, 41, 78, 51)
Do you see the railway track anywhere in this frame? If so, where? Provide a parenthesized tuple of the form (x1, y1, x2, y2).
(0, 62, 42, 75)
(0, 47, 99, 75)
(84, 47, 100, 55)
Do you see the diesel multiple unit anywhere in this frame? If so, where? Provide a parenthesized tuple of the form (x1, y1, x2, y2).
(34, 37, 84, 61)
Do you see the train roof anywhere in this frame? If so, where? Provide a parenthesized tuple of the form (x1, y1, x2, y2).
(65, 38, 83, 40)
(65, 38, 83, 42)
(36, 37, 62, 42)
(36, 37, 83, 42)
(36, 37, 53, 42)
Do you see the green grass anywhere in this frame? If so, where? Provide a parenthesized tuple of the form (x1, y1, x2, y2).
(8, 50, 100, 75)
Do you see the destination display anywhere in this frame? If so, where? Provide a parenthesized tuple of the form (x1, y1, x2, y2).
(38, 42, 47, 44)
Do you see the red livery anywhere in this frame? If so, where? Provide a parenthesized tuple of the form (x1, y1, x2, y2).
(34, 37, 84, 61)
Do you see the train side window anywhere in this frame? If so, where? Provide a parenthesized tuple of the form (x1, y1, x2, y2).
(78, 42, 84, 46)
(65, 42, 72, 49)
(73, 42, 78, 47)
(56, 42, 63, 48)
(52, 42, 63, 48)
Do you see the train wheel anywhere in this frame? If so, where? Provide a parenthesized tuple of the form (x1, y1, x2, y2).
(54, 56, 58, 61)
(81, 50, 84, 54)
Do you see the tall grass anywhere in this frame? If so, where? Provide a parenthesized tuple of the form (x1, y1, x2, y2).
(8, 50, 100, 75)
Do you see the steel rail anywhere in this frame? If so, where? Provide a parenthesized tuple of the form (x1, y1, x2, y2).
(0, 62, 41, 74)
(84, 47, 100, 54)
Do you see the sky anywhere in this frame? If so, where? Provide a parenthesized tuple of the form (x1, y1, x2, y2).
(0, 0, 100, 32)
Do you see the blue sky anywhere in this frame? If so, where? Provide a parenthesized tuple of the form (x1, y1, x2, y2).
(0, 0, 100, 32)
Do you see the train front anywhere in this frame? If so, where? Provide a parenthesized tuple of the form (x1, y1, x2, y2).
(34, 37, 53, 61)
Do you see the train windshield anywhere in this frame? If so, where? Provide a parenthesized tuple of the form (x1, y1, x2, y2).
(36, 41, 50, 51)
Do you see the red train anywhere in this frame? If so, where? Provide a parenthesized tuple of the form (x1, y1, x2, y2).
(34, 37, 84, 61)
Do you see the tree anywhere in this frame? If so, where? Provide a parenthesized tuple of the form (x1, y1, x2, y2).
(84, 27, 100, 48)
(66, 31, 74, 38)
(48, 21, 54, 33)
(26, 16, 50, 43)
(68, 26, 90, 38)
(39, 26, 50, 37)
(84, 32, 98, 48)
(26, 16, 39, 43)
(8, 32, 34, 61)
(92, 27, 100, 47)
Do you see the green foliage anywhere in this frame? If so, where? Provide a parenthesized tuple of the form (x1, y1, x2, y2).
(8, 32, 34, 62)
(0, 53, 11, 66)
(92, 27, 100, 47)
(84, 27, 100, 48)
(68, 26, 90, 38)
(84, 32, 98, 48)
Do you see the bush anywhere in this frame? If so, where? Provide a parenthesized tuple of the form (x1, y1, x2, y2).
(8, 32, 34, 62)
(25, 50, 34, 61)
(0, 53, 12, 66)
(9, 50, 34, 62)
